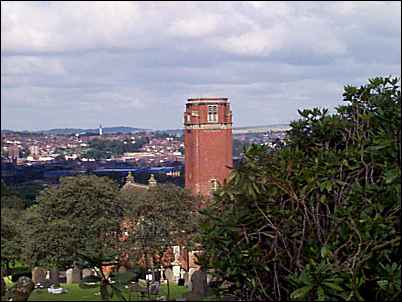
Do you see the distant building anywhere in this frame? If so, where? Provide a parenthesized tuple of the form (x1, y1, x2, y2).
(8, 144, 19, 162)
(29, 145, 40, 159)
(99, 124, 103, 136)
(184, 97, 233, 197)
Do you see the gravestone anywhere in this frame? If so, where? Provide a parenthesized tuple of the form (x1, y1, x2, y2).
(172, 265, 181, 282)
(15, 276, 34, 301)
(49, 268, 59, 286)
(66, 267, 81, 284)
(160, 266, 165, 283)
(183, 271, 190, 288)
(58, 271, 66, 284)
(32, 267, 47, 284)
(190, 269, 208, 298)
(164, 268, 174, 284)
(82, 268, 95, 279)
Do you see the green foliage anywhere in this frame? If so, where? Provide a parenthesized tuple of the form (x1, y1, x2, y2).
(198, 77, 401, 301)
(21, 175, 124, 269)
(10, 182, 47, 207)
(1, 182, 27, 269)
(1, 181, 25, 209)
(1, 208, 24, 269)
(120, 184, 201, 267)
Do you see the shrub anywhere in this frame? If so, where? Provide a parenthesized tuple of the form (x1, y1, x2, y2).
(198, 77, 401, 301)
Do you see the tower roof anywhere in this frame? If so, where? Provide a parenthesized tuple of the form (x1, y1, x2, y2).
(187, 97, 229, 104)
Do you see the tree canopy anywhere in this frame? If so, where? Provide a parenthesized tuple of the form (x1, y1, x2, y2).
(21, 175, 124, 269)
(120, 184, 201, 269)
(198, 77, 401, 301)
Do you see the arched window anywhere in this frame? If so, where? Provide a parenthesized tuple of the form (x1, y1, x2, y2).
(210, 178, 218, 192)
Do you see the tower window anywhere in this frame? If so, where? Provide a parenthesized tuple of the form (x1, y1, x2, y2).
(208, 105, 218, 122)
(210, 178, 218, 192)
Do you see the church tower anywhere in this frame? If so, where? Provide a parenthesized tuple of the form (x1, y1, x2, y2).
(184, 97, 233, 197)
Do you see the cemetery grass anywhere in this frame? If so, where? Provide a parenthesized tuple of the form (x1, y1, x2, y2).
(27, 283, 189, 301)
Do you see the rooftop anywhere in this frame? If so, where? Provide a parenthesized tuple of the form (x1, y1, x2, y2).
(187, 97, 229, 104)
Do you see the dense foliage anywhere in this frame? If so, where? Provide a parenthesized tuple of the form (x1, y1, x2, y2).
(198, 77, 401, 301)
(120, 184, 201, 270)
(21, 175, 124, 269)
(1, 181, 26, 210)
(1, 182, 26, 270)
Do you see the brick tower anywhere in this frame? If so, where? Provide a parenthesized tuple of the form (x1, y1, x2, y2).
(184, 97, 233, 197)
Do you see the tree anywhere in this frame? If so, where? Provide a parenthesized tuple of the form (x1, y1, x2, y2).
(1, 181, 25, 209)
(1, 208, 23, 272)
(21, 175, 124, 300)
(1, 182, 25, 271)
(198, 77, 401, 301)
(120, 184, 201, 275)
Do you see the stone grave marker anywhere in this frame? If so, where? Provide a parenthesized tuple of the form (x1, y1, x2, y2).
(58, 271, 66, 284)
(190, 269, 208, 298)
(66, 267, 81, 284)
(49, 268, 60, 286)
(15, 277, 34, 301)
(172, 265, 181, 283)
(183, 271, 190, 288)
(164, 268, 174, 284)
(32, 267, 47, 284)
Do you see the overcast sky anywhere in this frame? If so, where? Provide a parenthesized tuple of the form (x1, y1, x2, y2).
(1, 1, 401, 131)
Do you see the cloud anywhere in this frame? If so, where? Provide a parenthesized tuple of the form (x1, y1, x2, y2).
(1, 1, 401, 130)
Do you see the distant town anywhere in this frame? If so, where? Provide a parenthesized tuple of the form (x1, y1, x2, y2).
(1, 124, 289, 200)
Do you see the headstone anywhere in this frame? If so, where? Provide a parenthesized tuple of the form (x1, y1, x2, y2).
(183, 271, 190, 288)
(172, 265, 181, 282)
(32, 267, 47, 284)
(154, 270, 161, 282)
(191, 269, 208, 298)
(164, 268, 174, 284)
(188, 267, 197, 290)
(82, 268, 95, 279)
(49, 268, 59, 286)
(160, 266, 165, 283)
(58, 271, 66, 284)
(15, 276, 34, 301)
(66, 267, 81, 284)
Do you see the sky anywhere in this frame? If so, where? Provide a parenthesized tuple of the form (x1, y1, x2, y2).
(1, 1, 401, 131)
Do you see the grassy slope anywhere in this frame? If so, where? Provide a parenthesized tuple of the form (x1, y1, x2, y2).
(28, 283, 189, 301)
